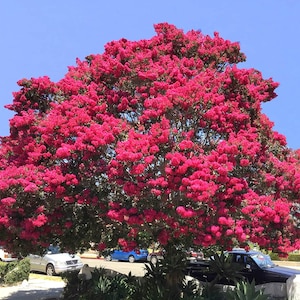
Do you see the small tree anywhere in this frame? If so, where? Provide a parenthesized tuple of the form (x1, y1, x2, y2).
(0, 23, 299, 255)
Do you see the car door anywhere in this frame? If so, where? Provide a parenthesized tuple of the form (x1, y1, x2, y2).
(111, 250, 122, 260)
(119, 250, 128, 261)
(39, 254, 51, 272)
(230, 254, 257, 283)
(31, 251, 52, 273)
(240, 255, 265, 284)
(29, 254, 44, 272)
(118, 250, 129, 261)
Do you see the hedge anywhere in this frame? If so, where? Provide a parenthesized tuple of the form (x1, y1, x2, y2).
(0, 258, 30, 285)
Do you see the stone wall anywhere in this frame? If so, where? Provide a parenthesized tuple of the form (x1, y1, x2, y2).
(286, 275, 300, 300)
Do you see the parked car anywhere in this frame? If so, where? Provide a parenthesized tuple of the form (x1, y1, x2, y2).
(105, 249, 148, 263)
(147, 249, 165, 264)
(28, 245, 83, 276)
(186, 248, 204, 261)
(147, 246, 203, 264)
(186, 248, 300, 285)
(0, 246, 18, 262)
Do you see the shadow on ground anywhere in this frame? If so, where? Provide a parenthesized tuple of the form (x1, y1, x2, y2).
(0, 278, 65, 300)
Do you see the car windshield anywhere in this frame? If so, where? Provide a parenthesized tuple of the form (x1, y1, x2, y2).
(250, 253, 275, 268)
(48, 245, 60, 254)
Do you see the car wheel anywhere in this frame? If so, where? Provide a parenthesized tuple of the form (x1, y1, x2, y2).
(128, 255, 135, 263)
(150, 255, 158, 264)
(46, 264, 56, 276)
(105, 255, 112, 261)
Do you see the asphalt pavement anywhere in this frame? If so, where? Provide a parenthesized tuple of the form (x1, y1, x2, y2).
(0, 277, 65, 300)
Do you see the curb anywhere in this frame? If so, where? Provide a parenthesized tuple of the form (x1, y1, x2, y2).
(274, 261, 300, 268)
(29, 273, 64, 282)
(79, 253, 104, 260)
(80, 256, 102, 259)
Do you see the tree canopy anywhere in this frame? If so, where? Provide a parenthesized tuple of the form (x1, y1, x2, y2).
(0, 23, 299, 255)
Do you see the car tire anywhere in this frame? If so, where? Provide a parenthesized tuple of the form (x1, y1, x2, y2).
(46, 264, 56, 276)
(105, 255, 112, 261)
(128, 255, 135, 263)
(150, 255, 158, 264)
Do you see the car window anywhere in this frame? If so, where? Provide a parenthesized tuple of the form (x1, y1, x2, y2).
(244, 255, 257, 269)
(48, 245, 60, 254)
(235, 254, 244, 264)
(250, 253, 275, 269)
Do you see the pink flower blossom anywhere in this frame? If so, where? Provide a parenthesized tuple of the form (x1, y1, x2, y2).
(32, 214, 48, 227)
(176, 206, 195, 218)
(1, 197, 16, 206)
(0, 22, 298, 255)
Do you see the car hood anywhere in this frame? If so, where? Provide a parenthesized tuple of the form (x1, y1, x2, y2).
(44, 253, 81, 261)
(265, 265, 300, 277)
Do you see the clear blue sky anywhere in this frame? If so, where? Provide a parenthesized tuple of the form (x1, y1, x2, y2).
(1, 1, 299, 149)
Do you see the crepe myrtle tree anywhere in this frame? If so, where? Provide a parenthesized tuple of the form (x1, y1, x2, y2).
(0, 23, 299, 255)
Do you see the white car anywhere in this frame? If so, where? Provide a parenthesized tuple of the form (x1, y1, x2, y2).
(29, 246, 83, 276)
(0, 246, 18, 262)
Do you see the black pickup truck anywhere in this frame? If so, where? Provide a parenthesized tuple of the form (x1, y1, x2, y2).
(186, 248, 300, 285)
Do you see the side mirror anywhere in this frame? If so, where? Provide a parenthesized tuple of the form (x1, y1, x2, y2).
(245, 264, 252, 271)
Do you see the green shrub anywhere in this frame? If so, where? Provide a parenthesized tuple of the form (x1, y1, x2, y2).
(62, 249, 286, 299)
(62, 264, 280, 300)
(0, 261, 9, 279)
(62, 245, 201, 300)
(3, 258, 30, 285)
(196, 283, 226, 300)
(0, 260, 19, 284)
(288, 253, 300, 261)
(225, 280, 268, 300)
(62, 267, 141, 300)
(268, 252, 280, 261)
(0, 263, 6, 282)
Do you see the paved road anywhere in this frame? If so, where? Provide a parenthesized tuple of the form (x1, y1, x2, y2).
(275, 261, 300, 270)
(0, 278, 65, 300)
(81, 258, 147, 276)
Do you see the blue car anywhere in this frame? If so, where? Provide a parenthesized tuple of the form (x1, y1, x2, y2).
(105, 249, 148, 263)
